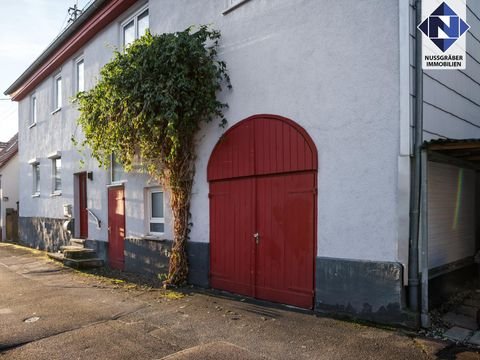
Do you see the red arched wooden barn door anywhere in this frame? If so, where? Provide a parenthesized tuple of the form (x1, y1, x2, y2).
(208, 114, 318, 309)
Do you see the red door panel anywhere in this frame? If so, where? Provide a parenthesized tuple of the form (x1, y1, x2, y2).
(108, 186, 125, 270)
(255, 173, 315, 308)
(78, 173, 88, 239)
(210, 178, 255, 297)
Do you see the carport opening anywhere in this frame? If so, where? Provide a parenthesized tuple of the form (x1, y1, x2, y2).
(422, 139, 480, 327)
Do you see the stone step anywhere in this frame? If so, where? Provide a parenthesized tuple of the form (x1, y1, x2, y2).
(70, 238, 86, 247)
(63, 257, 104, 269)
(63, 248, 96, 260)
(442, 312, 479, 330)
(60, 245, 84, 251)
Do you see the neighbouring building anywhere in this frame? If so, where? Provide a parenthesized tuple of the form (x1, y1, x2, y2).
(0, 134, 19, 242)
(4, 0, 480, 327)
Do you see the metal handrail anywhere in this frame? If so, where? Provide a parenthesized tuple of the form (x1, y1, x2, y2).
(86, 208, 101, 229)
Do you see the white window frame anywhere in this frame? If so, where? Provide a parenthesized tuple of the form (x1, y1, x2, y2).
(146, 187, 165, 236)
(121, 4, 149, 47)
(30, 161, 40, 196)
(75, 57, 85, 93)
(53, 73, 62, 112)
(30, 94, 37, 127)
(52, 157, 62, 195)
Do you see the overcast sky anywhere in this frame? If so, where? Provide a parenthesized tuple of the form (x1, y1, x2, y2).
(0, 0, 90, 142)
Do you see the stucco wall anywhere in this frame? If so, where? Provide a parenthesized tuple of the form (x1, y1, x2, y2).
(17, 0, 403, 264)
(17, 0, 173, 244)
(149, 0, 402, 263)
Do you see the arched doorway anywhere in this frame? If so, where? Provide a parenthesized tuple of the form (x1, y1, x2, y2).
(207, 114, 318, 309)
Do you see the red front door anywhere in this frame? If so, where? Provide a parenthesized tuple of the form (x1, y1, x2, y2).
(78, 172, 88, 239)
(208, 115, 318, 309)
(108, 186, 125, 270)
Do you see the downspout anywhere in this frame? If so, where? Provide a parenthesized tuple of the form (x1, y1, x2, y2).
(408, 0, 424, 315)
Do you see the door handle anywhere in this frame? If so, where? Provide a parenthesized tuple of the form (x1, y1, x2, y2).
(253, 232, 260, 245)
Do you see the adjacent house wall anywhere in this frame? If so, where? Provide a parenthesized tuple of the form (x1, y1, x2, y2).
(409, 1, 480, 140)
(0, 153, 19, 241)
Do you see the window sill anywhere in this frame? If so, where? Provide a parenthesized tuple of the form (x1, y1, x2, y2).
(51, 108, 62, 115)
(108, 180, 127, 187)
(222, 0, 251, 15)
(32, 193, 40, 198)
(28, 122, 37, 129)
(50, 191, 62, 197)
(127, 235, 168, 242)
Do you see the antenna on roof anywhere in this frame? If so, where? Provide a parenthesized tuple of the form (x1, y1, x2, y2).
(67, 3, 82, 24)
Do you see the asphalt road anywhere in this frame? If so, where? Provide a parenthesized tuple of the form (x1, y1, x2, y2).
(0, 242, 479, 360)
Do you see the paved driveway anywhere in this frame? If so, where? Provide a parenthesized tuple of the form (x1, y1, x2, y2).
(0, 243, 478, 359)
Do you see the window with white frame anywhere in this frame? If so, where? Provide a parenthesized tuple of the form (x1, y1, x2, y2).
(52, 157, 62, 193)
(76, 58, 84, 93)
(54, 74, 62, 110)
(31, 95, 37, 126)
(147, 188, 164, 235)
(32, 163, 40, 195)
(111, 153, 125, 183)
(122, 6, 149, 47)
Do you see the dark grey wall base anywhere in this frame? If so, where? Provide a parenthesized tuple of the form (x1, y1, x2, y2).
(187, 242, 209, 288)
(124, 237, 171, 276)
(85, 239, 108, 262)
(18, 217, 71, 252)
(315, 257, 412, 326)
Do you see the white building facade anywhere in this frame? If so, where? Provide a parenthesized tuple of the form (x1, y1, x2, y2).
(5, 0, 480, 326)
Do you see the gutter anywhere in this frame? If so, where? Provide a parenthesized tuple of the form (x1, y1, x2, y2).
(408, 0, 424, 316)
(4, 0, 107, 96)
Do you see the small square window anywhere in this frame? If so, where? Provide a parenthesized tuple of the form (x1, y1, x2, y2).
(147, 188, 164, 235)
(76, 58, 84, 93)
(54, 75, 62, 110)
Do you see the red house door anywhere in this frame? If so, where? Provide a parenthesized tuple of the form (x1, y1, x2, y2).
(208, 115, 318, 309)
(108, 186, 125, 270)
(78, 172, 88, 239)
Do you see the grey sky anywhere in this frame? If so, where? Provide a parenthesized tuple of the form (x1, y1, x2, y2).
(0, 0, 90, 142)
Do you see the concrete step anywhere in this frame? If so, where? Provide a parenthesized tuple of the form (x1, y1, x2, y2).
(63, 248, 96, 260)
(70, 238, 86, 247)
(444, 326, 473, 342)
(60, 245, 84, 251)
(63, 257, 104, 269)
(47, 252, 64, 262)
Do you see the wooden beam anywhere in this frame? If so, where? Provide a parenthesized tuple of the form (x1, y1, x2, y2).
(428, 142, 480, 151)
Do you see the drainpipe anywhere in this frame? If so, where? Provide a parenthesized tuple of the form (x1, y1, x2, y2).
(408, 0, 424, 315)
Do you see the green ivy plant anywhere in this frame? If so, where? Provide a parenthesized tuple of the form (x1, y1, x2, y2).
(74, 26, 230, 286)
